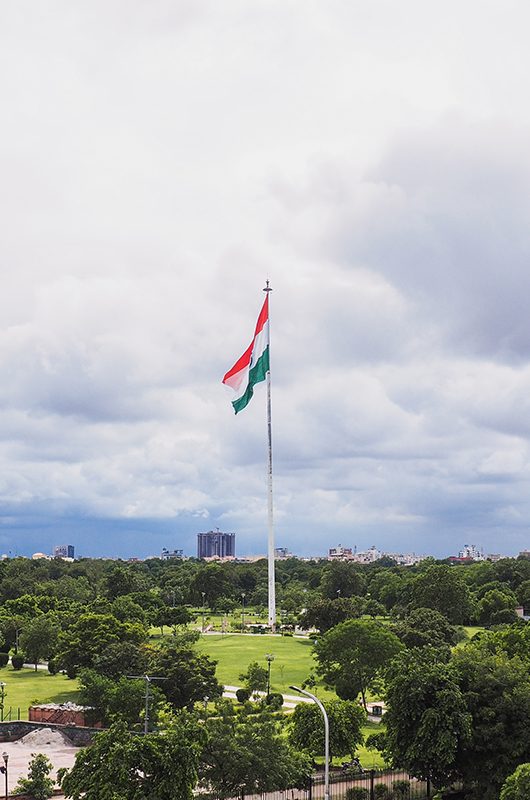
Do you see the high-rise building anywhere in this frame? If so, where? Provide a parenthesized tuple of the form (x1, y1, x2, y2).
(53, 544, 75, 559)
(197, 529, 235, 559)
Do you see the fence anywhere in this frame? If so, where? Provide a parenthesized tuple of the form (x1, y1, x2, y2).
(0, 707, 21, 722)
(201, 769, 439, 800)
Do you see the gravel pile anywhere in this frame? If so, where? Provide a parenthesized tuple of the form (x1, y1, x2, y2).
(16, 728, 71, 748)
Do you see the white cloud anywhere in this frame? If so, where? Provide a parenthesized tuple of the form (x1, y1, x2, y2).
(1, 1, 530, 557)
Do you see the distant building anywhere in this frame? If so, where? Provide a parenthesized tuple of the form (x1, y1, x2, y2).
(458, 544, 484, 561)
(328, 544, 353, 560)
(352, 545, 382, 563)
(275, 547, 292, 559)
(54, 544, 75, 559)
(161, 547, 184, 560)
(197, 529, 235, 559)
(519, 550, 530, 560)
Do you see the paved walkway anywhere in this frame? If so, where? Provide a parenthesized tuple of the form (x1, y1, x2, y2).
(222, 685, 313, 708)
(0, 737, 78, 795)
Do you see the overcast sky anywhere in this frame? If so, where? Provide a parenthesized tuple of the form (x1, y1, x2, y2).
(2, 1, 530, 559)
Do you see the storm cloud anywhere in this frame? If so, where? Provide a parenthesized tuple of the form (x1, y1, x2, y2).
(1, 1, 530, 558)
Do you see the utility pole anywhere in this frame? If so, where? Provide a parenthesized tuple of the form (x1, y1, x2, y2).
(127, 675, 167, 734)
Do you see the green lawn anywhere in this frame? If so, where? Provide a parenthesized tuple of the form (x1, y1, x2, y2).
(462, 625, 482, 639)
(0, 667, 79, 720)
(197, 633, 338, 699)
(357, 722, 387, 768)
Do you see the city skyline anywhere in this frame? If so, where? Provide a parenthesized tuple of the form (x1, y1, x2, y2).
(2, 4, 530, 560)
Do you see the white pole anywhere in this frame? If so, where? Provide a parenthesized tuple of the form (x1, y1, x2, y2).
(290, 685, 329, 800)
(264, 281, 276, 631)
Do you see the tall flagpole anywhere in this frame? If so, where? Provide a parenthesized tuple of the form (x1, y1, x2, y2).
(264, 280, 276, 630)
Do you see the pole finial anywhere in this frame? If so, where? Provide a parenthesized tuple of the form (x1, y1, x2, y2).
(263, 279, 272, 293)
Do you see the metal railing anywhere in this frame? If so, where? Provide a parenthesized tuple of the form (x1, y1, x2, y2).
(199, 768, 439, 800)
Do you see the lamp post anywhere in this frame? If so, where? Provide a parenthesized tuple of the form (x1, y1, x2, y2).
(1, 751, 8, 800)
(241, 592, 246, 633)
(290, 685, 329, 800)
(265, 653, 274, 697)
(0, 684, 5, 723)
(201, 592, 206, 633)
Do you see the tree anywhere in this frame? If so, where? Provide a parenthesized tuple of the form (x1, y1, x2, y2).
(153, 606, 192, 635)
(110, 595, 147, 626)
(59, 717, 203, 800)
(19, 615, 59, 671)
(289, 699, 365, 761)
(452, 646, 530, 800)
(500, 763, 530, 800)
(367, 570, 409, 612)
(408, 565, 473, 624)
(239, 661, 268, 694)
(314, 619, 402, 709)
(200, 704, 311, 798)
(13, 753, 54, 799)
(191, 563, 231, 608)
(319, 561, 366, 599)
(391, 607, 457, 651)
(78, 669, 164, 729)
(92, 641, 148, 680)
(478, 589, 517, 626)
(151, 632, 222, 710)
(479, 621, 530, 664)
(516, 579, 530, 610)
(299, 597, 364, 633)
(56, 612, 147, 675)
(381, 648, 471, 787)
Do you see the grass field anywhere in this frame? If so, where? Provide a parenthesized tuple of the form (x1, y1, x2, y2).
(0, 667, 79, 720)
(357, 722, 387, 768)
(197, 633, 338, 699)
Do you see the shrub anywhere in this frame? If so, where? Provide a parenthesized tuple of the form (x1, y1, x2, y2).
(265, 692, 284, 710)
(13, 752, 54, 799)
(47, 659, 57, 675)
(374, 784, 391, 799)
(392, 779, 411, 798)
(235, 688, 250, 703)
(66, 665, 77, 679)
(0, 653, 9, 668)
(11, 653, 24, 670)
(345, 788, 369, 800)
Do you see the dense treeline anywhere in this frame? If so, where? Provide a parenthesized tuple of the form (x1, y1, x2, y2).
(1, 553, 529, 799)
(0, 552, 528, 619)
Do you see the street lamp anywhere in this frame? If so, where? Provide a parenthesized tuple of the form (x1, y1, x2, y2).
(0, 684, 5, 723)
(290, 685, 329, 800)
(201, 592, 206, 633)
(265, 653, 274, 697)
(1, 752, 8, 800)
(241, 592, 246, 633)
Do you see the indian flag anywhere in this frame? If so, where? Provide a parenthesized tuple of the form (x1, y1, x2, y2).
(222, 295, 270, 414)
